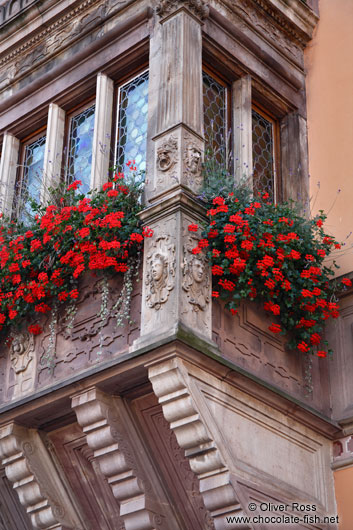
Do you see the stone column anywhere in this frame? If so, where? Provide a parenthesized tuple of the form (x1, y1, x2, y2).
(90, 73, 114, 190)
(41, 103, 65, 203)
(232, 76, 252, 184)
(135, 0, 213, 348)
(0, 133, 19, 217)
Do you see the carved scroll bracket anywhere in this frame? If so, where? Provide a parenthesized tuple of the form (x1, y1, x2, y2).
(72, 387, 177, 530)
(0, 422, 83, 530)
(147, 357, 251, 529)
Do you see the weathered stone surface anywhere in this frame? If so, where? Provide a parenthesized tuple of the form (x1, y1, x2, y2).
(0, 422, 84, 529)
(72, 386, 180, 530)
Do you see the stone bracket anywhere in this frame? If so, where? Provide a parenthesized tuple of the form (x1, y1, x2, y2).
(0, 422, 84, 530)
(72, 386, 178, 530)
(147, 356, 253, 529)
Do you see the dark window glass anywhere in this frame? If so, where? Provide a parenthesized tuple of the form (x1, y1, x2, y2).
(252, 109, 276, 201)
(202, 71, 227, 164)
(115, 71, 149, 176)
(67, 104, 95, 194)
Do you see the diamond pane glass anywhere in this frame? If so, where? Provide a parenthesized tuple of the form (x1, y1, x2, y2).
(67, 104, 95, 194)
(252, 109, 275, 200)
(116, 71, 149, 177)
(203, 72, 227, 164)
(16, 135, 46, 221)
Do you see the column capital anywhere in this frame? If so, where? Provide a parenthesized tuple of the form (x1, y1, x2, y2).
(156, 0, 209, 21)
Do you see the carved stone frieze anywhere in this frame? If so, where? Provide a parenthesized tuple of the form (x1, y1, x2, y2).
(145, 234, 176, 310)
(72, 387, 177, 530)
(156, 0, 209, 21)
(148, 357, 250, 528)
(0, 422, 83, 529)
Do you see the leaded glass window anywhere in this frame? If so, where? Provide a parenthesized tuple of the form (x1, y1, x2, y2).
(16, 135, 46, 221)
(252, 109, 276, 201)
(67, 104, 95, 194)
(115, 71, 149, 176)
(203, 71, 228, 164)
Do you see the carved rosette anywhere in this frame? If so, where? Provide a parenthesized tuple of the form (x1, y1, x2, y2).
(72, 388, 169, 530)
(0, 422, 83, 530)
(148, 357, 250, 528)
(156, 0, 209, 21)
(182, 235, 210, 313)
(145, 234, 176, 311)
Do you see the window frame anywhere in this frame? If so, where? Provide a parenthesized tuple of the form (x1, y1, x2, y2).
(13, 126, 47, 220)
(251, 102, 281, 202)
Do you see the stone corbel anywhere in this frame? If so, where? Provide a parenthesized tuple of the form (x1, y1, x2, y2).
(72, 387, 177, 530)
(0, 422, 84, 530)
(147, 357, 252, 530)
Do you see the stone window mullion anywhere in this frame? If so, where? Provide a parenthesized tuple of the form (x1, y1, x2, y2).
(90, 73, 113, 191)
(0, 133, 20, 218)
(41, 103, 65, 204)
(232, 75, 253, 186)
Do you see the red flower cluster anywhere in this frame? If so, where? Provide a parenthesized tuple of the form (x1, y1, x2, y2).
(199, 193, 342, 358)
(0, 172, 150, 338)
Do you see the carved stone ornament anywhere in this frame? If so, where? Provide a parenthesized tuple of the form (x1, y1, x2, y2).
(145, 235, 176, 310)
(9, 331, 34, 374)
(156, 0, 209, 20)
(156, 135, 178, 173)
(183, 135, 203, 187)
(182, 236, 210, 312)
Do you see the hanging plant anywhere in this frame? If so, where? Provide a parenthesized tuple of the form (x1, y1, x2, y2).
(0, 169, 152, 342)
(190, 187, 351, 358)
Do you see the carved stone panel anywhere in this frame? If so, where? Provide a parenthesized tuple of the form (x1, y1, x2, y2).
(152, 127, 204, 200)
(49, 423, 124, 530)
(132, 392, 215, 530)
(7, 330, 36, 399)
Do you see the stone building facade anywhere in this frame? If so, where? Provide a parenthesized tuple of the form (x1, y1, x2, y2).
(0, 0, 352, 528)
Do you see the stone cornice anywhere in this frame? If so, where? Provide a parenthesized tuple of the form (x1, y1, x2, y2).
(156, 0, 209, 20)
(218, 0, 318, 46)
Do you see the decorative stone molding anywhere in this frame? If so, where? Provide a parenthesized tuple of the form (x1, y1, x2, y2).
(0, 422, 84, 529)
(332, 435, 353, 470)
(182, 235, 210, 313)
(183, 131, 203, 189)
(0, 0, 39, 27)
(156, 0, 209, 21)
(72, 387, 177, 530)
(9, 331, 34, 375)
(156, 135, 178, 174)
(145, 234, 176, 310)
(148, 357, 250, 529)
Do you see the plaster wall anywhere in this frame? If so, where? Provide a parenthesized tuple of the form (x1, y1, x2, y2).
(305, 0, 353, 276)
(333, 467, 353, 529)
